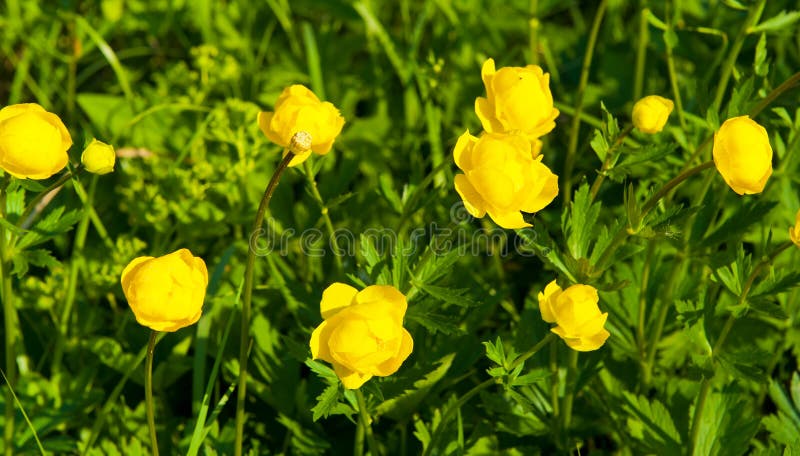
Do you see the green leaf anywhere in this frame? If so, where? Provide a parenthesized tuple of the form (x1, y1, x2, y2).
(621, 392, 682, 455)
(590, 129, 609, 162)
(17, 207, 83, 250)
(754, 33, 769, 76)
(410, 282, 477, 307)
(376, 353, 455, 420)
(750, 10, 800, 34)
(606, 143, 678, 182)
(311, 384, 342, 421)
(691, 390, 760, 456)
(703, 200, 777, 246)
(563, 183, 601, 259)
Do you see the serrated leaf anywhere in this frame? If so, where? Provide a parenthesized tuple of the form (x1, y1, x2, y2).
(622, 392, 682, 454)
(564, 183, 601, 259)
(311, 384, 342, 421)
(17, 207, 83, 250)
(607, 144, 677, 182)
(692, 390, 760, 456)
(411, 282, 477, 307)
(754, 33, 769, 76)
(376, 353, 454, 420)
(703, 200, 777, 246)
(725, 76, 756, 118)
(590, 129, 609, 162)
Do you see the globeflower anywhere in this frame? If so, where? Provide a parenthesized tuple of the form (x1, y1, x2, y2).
(81, 139, 116, 175)
(538, 280, 609, 352)
(453, 131, 558, 229)
(474, 58, 559, 145)
(310, 283, 413, 389)
(121, 249, 208, 332)
(257, 85, 345, 167)
(712, 116, 772, 195)
(790, 209, 800, 248)
(631, 95, 673, 134)
(0, 103, 72, 179)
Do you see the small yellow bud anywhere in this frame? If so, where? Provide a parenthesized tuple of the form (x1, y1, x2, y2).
(81, 139, 116, 175)
(632, 95, 674, 134)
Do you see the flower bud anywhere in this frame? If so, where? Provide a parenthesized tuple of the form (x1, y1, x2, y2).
(790, 209, 800, 248)
(631, 95, 673, 134)
(81, 139, 116, 175)
(712, 116, 772, 195)
(0, 103, 72, 179)
(538, 280, 610, 351)
(121, 249, 208, 332)
(310, 283, 413, 389)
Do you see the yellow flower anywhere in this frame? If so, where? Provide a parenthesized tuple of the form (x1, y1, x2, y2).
(310, 283, 413, 389)
(453, 131, 558, 229)
(81, 139, 116, 175)
(538, 280, 610, 352)
(712, 116, 773, 195)
(790, 209, 800, 248)
(631, 95, 674, 134)
(257, 85, 345, 167)
(0, 103, 72, 179)
(121, 249, 208, 332)
(474, 58, 559, 145)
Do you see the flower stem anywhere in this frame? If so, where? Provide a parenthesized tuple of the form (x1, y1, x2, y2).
(529, 0, 539, 65)
(588, 124, 633, 203)
(1, 181, 17, 456)
(633, 7, 649, 101)
(562, 0, 607, 206)
(560, 350, 579, 448)
(355, 389, 378, 456)
(145, 330, 160, 456)
(688, 240, 794, 452)
(302, 161, 344, 275)
(711, 0, 767, 112)
(234, 151, 295, 456)
(509, 333, 555, 370)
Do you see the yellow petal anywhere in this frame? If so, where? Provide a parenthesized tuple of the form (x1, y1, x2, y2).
(310, 320, 334, 362)
(519, 162, 558, 213)
(320, 282, 359, 319)
(354, 285, 407, 319)
(374, 328, 413, 376)
(537, 280, 561, 323)
(486, 208, 530, 229)
(454, 174, 487, 218)
(481, 58, 496, 99)
(474, 97, 503, 134)
(453, 130, 477, 171)
(334, 363, 373, 389)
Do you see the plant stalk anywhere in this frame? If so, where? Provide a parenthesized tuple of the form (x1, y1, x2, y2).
(234, 151, 295, 456)
(145, 330, 159, 456)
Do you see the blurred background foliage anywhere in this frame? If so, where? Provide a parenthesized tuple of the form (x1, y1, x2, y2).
(1, 0, 800, 454)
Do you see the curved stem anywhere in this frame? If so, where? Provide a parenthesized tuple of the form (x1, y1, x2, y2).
(234, 151, 295, 456)
(302, 161, 343, 275)
(562, 0, 607, 206)
(640, 160, 715, 217)
(145, 330, 159, 456)
(509, 333, 555, 370)
(355, 389, 378, 456)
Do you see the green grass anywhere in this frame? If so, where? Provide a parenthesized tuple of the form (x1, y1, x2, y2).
(1, 0, 800, 454)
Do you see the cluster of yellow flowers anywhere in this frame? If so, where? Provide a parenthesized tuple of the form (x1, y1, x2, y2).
(455, 59, 560, 229)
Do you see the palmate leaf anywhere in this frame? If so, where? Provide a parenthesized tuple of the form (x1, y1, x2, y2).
(375, 353, 455, 420)
(16, 206, 83, 250)
(621, 392, 683, 455)
(310, 383, 342, 422)
(702, 200, 777, 246)
(765, 374, 800, 446)
(277, 414, 330, 454)
(691, 389, 760, 456)
(410, 282, 478, 307)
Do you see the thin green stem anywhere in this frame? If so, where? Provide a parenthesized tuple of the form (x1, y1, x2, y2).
(303, 161, 344, 275)
(633, 7, 650, 101)
(549, 341, 560, 419)
(1, 182, 17, 456)
(642, 254, 685, 386)
(711, 0, 767, 112)
(529, 0, 539, 65)
(664, 11, 687, 131)
(640, 160, 715, 216)
(560, 349, 579, 447)
(355, 389, 378, 456)
(637, 241, 656, 370)
(52, 175, 97, 378)
(689, 240, 794, 452)
(234, 151, 295, 456)
(562, 0, 607, 206)
(509, 333, 556, 370)
(589, 124, 634, 203)
(18, 169, 77, 229)
(423, 378, 496, 456)
(145, 330, 159, 456)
